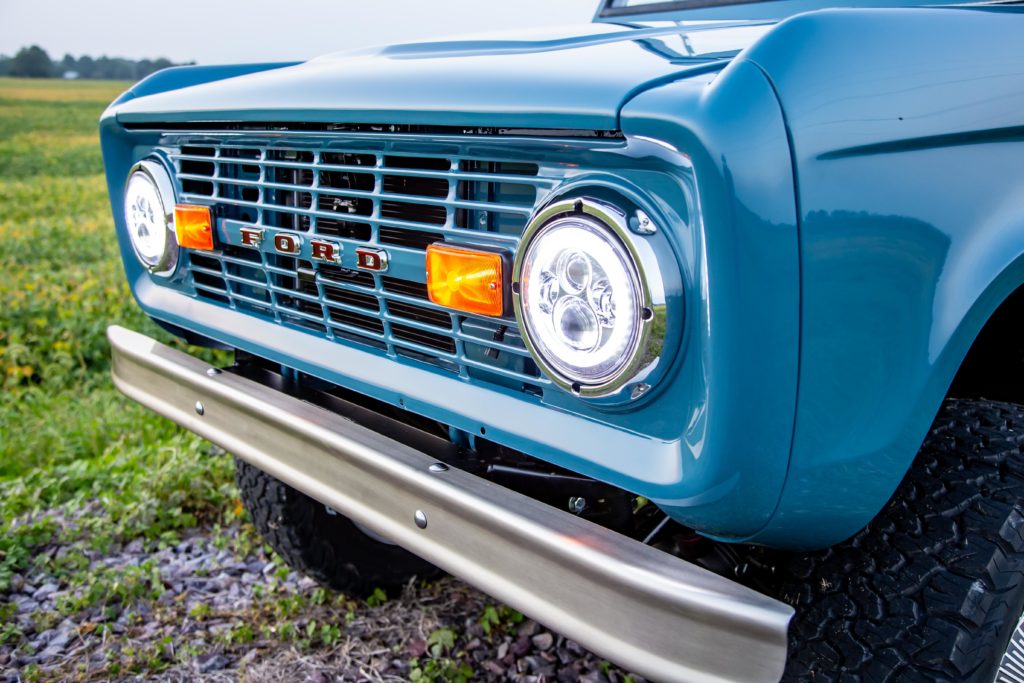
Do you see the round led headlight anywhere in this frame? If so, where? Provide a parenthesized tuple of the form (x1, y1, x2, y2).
(123, 159, 178, 276)
(514, 197, 667, 398)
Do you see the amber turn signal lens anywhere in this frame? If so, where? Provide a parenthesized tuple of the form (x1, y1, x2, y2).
(426, 244, 504, 317)
(174, 204, 214, 251)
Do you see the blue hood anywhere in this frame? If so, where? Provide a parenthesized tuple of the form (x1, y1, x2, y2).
(111, 22, 770, 131)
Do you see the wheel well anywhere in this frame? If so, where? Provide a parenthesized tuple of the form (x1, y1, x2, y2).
(948, 284, 1024, 402)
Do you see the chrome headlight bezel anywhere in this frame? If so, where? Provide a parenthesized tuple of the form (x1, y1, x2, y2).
(123, 158, 178, 277)
(512, 197, 669, 400)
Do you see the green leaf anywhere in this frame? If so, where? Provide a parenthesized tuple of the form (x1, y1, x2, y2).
(426, 627, 457, 657)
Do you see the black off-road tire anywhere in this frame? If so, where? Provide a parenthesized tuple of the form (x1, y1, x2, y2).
(777, 399, 1024, 682)
(235, 458, 442, 596)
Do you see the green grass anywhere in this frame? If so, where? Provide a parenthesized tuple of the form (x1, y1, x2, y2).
(0, 77, 238, 590)
(0, 82, 119, 179)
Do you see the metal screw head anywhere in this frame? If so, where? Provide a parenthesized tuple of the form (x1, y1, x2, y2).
(428, 463, 449, 473)
(194, 401, 205, 416)
(414, 510, 428, 529)
(206, 368, 221, 377)
(568, 497, 587, 514)
(633, 210, 656, 235)
(630, 383, 652, 401)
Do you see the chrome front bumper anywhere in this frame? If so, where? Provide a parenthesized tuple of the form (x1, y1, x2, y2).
(108, 325, 792, 683)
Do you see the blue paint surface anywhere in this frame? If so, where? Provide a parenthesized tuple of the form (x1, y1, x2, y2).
(102, 7, 1024, 548)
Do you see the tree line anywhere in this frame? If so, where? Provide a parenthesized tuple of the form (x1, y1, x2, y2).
(0, 45, 192, 81)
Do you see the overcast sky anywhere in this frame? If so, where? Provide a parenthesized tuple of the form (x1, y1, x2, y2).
(0, 0, 600, 64)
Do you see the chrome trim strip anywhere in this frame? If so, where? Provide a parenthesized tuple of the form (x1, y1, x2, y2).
(512, 196, 672, 399)
(125, 159, 179, 277)
(108, 324, 791, 683)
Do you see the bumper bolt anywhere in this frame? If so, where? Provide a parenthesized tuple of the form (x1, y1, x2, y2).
(194, 401, 205, 416)
(429, 463, 449, 473)
(414, 510, 428, 529)
(568, 497, 587, 514)
(206, 368, 221, 377)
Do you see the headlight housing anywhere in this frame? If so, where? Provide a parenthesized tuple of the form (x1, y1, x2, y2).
(514, 197, 669, 399)
(123, 159, 178, 276)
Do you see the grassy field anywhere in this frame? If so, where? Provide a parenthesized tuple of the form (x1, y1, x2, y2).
(0, 76, 234, 559)
(0, 77, 237, 576)
(0, 78, 634, 683)
(0, 78, 251, 677)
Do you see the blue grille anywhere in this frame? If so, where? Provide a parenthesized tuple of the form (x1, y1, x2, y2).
(169, 139, 557, 395)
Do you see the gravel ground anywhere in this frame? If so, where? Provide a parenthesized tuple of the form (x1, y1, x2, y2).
(0, 522, 645, 683)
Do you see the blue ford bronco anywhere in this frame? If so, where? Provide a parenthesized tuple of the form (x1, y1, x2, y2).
(101, 0, 1024, 680)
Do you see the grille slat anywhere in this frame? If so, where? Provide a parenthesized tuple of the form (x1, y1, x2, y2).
(184, 194, 522, 246)
(178, 173, 532, 216)
(387, 300, 453, 329)
(382, 276, 428, 299)
(226, 289, 274, 310)
(455, 330, 532, 359)
(378, 226, 443, 250)
(173, 139, 548, 394)
(391, 323, 457, 355)
(173, 153, 553, 187)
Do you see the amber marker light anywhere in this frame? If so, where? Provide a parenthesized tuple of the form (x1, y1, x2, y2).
(174, 204, 214, 251)
(426, 243, 504, 316)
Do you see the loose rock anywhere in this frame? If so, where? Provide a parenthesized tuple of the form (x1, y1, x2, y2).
(0, 522, 644, 683)
(193, 652, 232, 673)
(532, 632, 554, 651)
